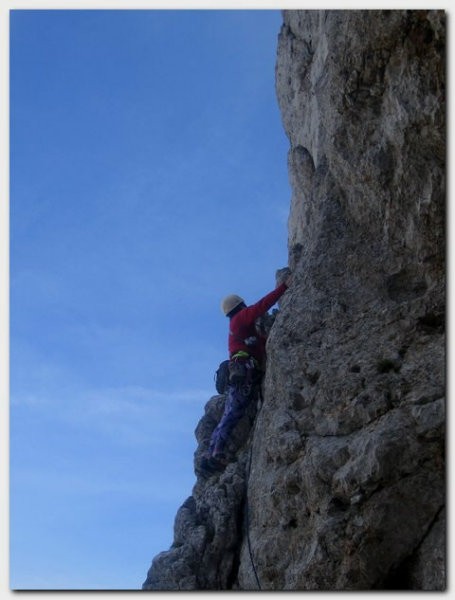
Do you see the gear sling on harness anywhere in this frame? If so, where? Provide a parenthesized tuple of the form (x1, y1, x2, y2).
(229, 351, 261, 388)
(215, 350, 261, 395)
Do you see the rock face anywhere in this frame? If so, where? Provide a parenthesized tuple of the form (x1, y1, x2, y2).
(142, 10, 445, 591)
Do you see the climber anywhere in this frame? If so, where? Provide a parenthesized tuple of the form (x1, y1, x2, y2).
(200, 274, 292, 474)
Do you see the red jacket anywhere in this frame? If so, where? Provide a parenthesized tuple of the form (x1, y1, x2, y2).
(228, 282, 288, 364)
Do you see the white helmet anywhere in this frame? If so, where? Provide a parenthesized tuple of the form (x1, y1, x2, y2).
(221, 294, 245, 316)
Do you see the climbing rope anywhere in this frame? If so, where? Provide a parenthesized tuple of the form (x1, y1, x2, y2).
(244, 386, 263, 591)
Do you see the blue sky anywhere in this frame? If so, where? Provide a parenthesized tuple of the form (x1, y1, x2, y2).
(9, 9, 290, 590)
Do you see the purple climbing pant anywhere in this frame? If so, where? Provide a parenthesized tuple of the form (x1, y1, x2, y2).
(208, 382, 256, 456)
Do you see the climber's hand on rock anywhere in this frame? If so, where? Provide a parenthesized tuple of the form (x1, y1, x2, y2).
(276, 266, 293, 288)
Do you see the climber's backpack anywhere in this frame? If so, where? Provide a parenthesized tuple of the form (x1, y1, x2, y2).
(215, 360, 230, 394)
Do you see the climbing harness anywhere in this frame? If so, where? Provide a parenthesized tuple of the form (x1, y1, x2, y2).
(228, 354, 249, 385)
(229, 353, 260, 388)
(214, 353, 260, 395)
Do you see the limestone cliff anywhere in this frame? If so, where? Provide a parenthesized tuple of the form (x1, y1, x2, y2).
(142, 10, 445, 591)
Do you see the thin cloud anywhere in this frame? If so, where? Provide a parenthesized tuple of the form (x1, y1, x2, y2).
(12, 463, 194, 503)
(11, 383, 213, 447)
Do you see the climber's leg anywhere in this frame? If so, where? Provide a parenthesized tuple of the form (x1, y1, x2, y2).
(208, 383, 251, 457)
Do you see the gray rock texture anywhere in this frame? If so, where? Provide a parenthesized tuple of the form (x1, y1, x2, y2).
(142, 9, 445, 591)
